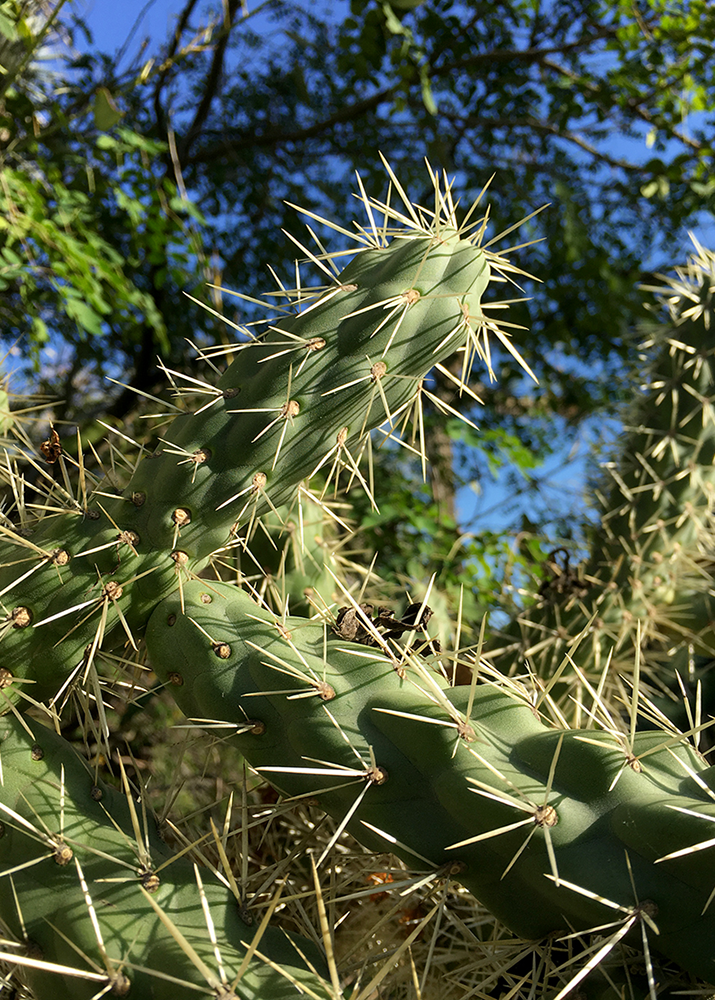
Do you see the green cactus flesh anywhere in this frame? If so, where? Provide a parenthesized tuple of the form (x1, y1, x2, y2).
(146, 579, 715, 984)
(486, 241, 715, 714)
(0, 165, 519, 708)
(0, 714, 338, 999)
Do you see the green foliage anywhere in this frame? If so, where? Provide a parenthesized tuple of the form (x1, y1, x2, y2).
(2, 1, 715, 994)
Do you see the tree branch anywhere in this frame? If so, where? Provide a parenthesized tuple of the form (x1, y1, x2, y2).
(179, 0, 244, 162)
(152, 0, 201, 141)
(186, 87, 394, 163)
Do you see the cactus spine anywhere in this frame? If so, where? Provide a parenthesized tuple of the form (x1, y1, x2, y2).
(486, 240, 715, 718)
(0, 159, 519, 709)
(146, 576, 715, 983)
(3, 162, 715, 996)
(0, 715, 337, 1000)
(0, 161, 539, 997)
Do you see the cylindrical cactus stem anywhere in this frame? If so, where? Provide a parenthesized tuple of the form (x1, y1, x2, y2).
(486, 241, 715, 708)
(0, 161, 531, 708)
(0, 715, 339, 999)
(236, 496, 357, 618)
(146, 579, 715, 983)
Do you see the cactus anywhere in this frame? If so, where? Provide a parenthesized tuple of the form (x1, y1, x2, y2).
(145, 577, 715, 985)
(0, 161, 539, 997)
(0, 714, 338, 999)
(484, 239, 715, 720)
(0, 157, 527, 711)
(3, 161, 715, 997)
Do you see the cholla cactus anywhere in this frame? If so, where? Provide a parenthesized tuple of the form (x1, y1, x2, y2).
(0, 159, 542, 998)
(0, 157, 530, 711)
(485, 239, 715, 719)
(0, 714, 338, 1000)
(146, 576, 715, 986)
(3, 161, 715, 999)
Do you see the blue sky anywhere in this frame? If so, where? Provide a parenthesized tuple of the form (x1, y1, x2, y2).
(80, 0, 192, 56)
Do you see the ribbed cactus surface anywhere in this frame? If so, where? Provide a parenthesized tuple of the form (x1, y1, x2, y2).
(3, 164, 715, 998)
(146, 578, 715, 983)
(0, 161, 516, 708)
(0, 715, 337, 999)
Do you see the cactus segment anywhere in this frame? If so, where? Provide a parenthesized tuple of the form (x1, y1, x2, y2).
(146, 579, 715, 983)
(486, 241, 715, 711)
(0, 163, 528, 709)
(0, 715, 338, 999)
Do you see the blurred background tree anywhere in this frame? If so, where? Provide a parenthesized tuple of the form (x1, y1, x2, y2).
(2, 0, 714, 619)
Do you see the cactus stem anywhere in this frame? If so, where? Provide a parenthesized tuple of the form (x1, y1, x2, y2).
(656, 806, 715, 862)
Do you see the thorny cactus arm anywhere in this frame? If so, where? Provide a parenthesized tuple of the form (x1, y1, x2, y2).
(0, 160, 543, 999)
(485, 239, 715, 711)
(0, 159, 532, 709)
(0, 715, 339, 1000)
(146, 579, 715, 984)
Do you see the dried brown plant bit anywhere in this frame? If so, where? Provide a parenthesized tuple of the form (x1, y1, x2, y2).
(172, 507, 192, 527)
(10, 606, 31, 628)
(40, 427, 62, 463)
(366, 871, 394, 901)
(50, 548, 71, 566)
(538, 547, 591, 600)
(398, 602, 433, 629)
(103, 581, 123, 600)
(371, 361, 387, 381)
(212, 642, 231, 659)
(334, 604, 378, 645)
(375, 603, 435, 636)
(53, 841, 73, 865)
